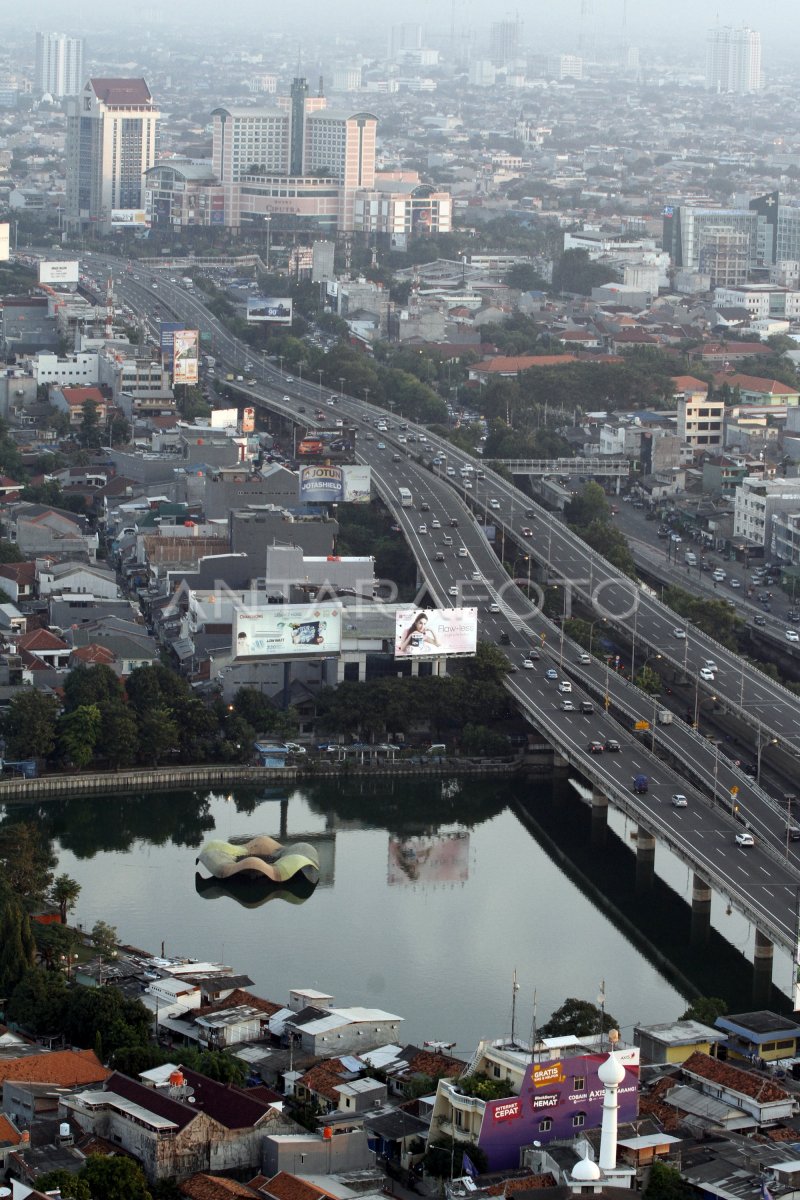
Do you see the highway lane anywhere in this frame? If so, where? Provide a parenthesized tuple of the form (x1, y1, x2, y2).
(93, 259, 800, 953)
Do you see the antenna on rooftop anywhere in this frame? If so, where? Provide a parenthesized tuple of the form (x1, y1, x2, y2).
(510, 968, 520, 1047)
(597, 979, 607, 1051)
(528, 988, 538, 1061)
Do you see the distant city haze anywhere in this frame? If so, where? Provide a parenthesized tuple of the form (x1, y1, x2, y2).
(9, 0, 800, 53)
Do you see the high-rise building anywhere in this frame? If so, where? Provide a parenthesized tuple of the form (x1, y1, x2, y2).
(490, 18, 523, 67)
(388, 23, 423, 59)
(35, 32, 84, 99)
(64, 78, 159, 235)
(706, 26, 762, 93)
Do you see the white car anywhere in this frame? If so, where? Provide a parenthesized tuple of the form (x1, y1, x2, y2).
(673, 627, 686, 639)
(464, 480, 473, 489)
(448, 586, 458, 597)
(489, 603, 500, 614)
(489, 499, 500, 509)
(559, 700, 576, 712)
(730, 578, 741, 588)
(703, 659, 717, 672)
(713, 570, 726, 582)
(735, 831, 755, 847)
(432, 519, 441, 529)
(458, 547, 468, 558)
(377, 442, 386, 449)
(577, 652, 592, 664)
(671, 794, 688, 807)
(522, 658, 535, 669)
(671, 534, 682, 543)
(786, 629, 800, 643)
(558, 680, 572, 693)
(699, 667, 715, 681)
(418, 524, 428, 535)
(447, 467, 456, 475)
(471, 570, 481, 581)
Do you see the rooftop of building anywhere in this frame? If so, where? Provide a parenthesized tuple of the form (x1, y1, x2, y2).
(90, 78, 153, 105)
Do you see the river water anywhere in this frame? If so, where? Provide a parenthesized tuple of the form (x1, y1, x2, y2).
(13, 772, 740, 1051)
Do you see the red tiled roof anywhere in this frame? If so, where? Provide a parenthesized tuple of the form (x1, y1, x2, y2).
(398, 1045, 464, 1080)
(0, 1113, 22, 1148)
(71, 644, 116, 665)
(61, 387, 106, 407)
(178, 1066, 277, 1130)
(195, 989, 281, 1018)
(0, 562, 36, 585)
(672, 375, 709, 392)
(682, 1050, 791, 1103)
(261, 1173, 340, 1200)
(298, 1058, 357, 1104)
(0, 1049, 110, 1087)
(485, 1175, 557, 1196)
(712, 372, 798, 396)
(473, 354, 579, 374)
(181, 1174, 260, 1200)
(90, 78, 152, 105)
(18, 628, 69, 652)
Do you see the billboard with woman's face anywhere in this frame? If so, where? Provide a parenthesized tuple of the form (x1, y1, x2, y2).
(394, 607, 477, 659)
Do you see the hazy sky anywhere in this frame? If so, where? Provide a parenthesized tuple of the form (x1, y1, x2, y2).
(10, 0, 800, 55)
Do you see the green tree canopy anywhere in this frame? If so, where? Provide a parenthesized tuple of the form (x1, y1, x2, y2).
(7, 966, 69, 1033)
(51, 874, 81, 923)
(643, 1161, 696, 1200)
(0, 890, 37, 995)
(0, 821, 57, 903)
(540, 997, 619, 1038)
(680, 996, 727, 1025)
(3, 689, 59, 760)
(81, 1156, 152, 1200)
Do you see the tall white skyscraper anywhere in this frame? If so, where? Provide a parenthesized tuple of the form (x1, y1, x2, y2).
(35, 32, 84, 99)
(706, 26, 762, 94)
(65, 78, 159, 235)
(490, 18, 524, 67)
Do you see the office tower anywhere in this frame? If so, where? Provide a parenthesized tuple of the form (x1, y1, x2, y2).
(305, 109, 377, 228)
(706, 26, 762, 93)
(64, 78, 159, 235)
(35, 32, 84, 99)
(290, 77, 309, 175)
(490, 17, 523, 67)
(211, 106, 290, 184)
(389, 23, 423, 59)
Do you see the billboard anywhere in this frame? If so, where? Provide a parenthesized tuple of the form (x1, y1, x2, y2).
(39, 260, 79, 284)
(247, 296, 293, 324)
(233, 604, 342, 660)
(477, 1049, 639, 1170)
(173, 329, 199, 385)
(388, 833, 470, 886)
(111, 209, 149, 227)
(0, 224, 8, 262)
(299, 464, 371, 504)
(296, 427, 356, 464)
(394, 607, 477, 659)
(160, 321, 183, 360)
(242, 406, 256, 434)
(210, 407, 238, 430)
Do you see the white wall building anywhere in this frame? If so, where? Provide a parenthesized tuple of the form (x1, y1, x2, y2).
(713, 284, 800, 318)
(706, 25, 762, 93)
(31, 352, 99, 386)
(35, 32, 84, 99)
(733, 476, 800, 548)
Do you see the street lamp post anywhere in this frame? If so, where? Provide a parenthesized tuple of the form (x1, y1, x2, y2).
(339, 377, 345, 399)
(317, 368, 323, 398)
(694, 689, 718, 731)
(756, 728, 779, 784)
(278, 355, 284, 378)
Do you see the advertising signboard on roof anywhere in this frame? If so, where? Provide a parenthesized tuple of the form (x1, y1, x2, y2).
(233, 604, 342, 660)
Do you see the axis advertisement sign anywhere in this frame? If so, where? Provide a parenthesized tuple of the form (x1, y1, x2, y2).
(39, 260, 79, 284)
(298, 464, 371, 504)
(242, 406, 256, 434)
(394, 607, 477, 659)
(247, 297, 293, 324)
(173, 329, 199, 385)
(233, 604, 342, 659)
(296, 427, 356, 464)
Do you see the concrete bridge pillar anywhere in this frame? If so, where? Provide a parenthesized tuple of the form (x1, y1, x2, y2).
(753, 929, 774, 1005)
(635, 828, 656, 893)
(591, 786, 608, 847)
(690, 873, 712, 946)
(279, 797, 288, 842)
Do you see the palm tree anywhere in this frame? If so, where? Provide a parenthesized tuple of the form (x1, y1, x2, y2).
(52, 874, 81, 925)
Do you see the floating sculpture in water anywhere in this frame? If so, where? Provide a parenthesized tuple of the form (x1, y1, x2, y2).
(195, 836, 320, 908)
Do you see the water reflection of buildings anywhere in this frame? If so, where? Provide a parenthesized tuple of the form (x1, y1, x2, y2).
(387, 831, 470, 886)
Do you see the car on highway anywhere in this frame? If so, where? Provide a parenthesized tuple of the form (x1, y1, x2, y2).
(671, 534, 682, 543)
(576, 652, 592, 664)
(527, 648, 541, 660)
(489, 499, 500, 509)
(699, 667, 715, 681)
(786, 629, 800, 642)
(432, 519, 441, 529)
(673, 627, 686, 638)
(418, 524, 427, 534)
(703, 659, 717, 671)
(545, 668, 558, 681)
(471, 570, 481, 581)
(522, 658, 535, 669)
(753, 614, 766, 626)
(285, 376, 294, 383)
(420, 501, 430, 511)
(377, 442, 385, 449)
(458, 547, 468, 557)
(435, 552, 445, 562)
(558, 681, 572, 693)
(499, 632, 510, 645)
(730, 578, 741, 588)
(464, 480, 473, 489)
(604, 738, 621, 752)
(671, 794, 688, 807)
(588, 740, 604, 753)
(713, 569, 726, 582)
(788, 611, 800, 623)
(560, 700, 576, 712)
(580, 701, 594, 714)
(450, 518, 459, 527)
(735, 831, 755, 847)
(489, 603, 500, 613)
(788, 826, 800, 842)
(521, 526, 533, 537)
(633, 774, 649, 794)
(448, 586, 458, 597)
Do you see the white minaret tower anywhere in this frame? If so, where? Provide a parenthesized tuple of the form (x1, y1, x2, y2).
(598, 1030, 626, 1173)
